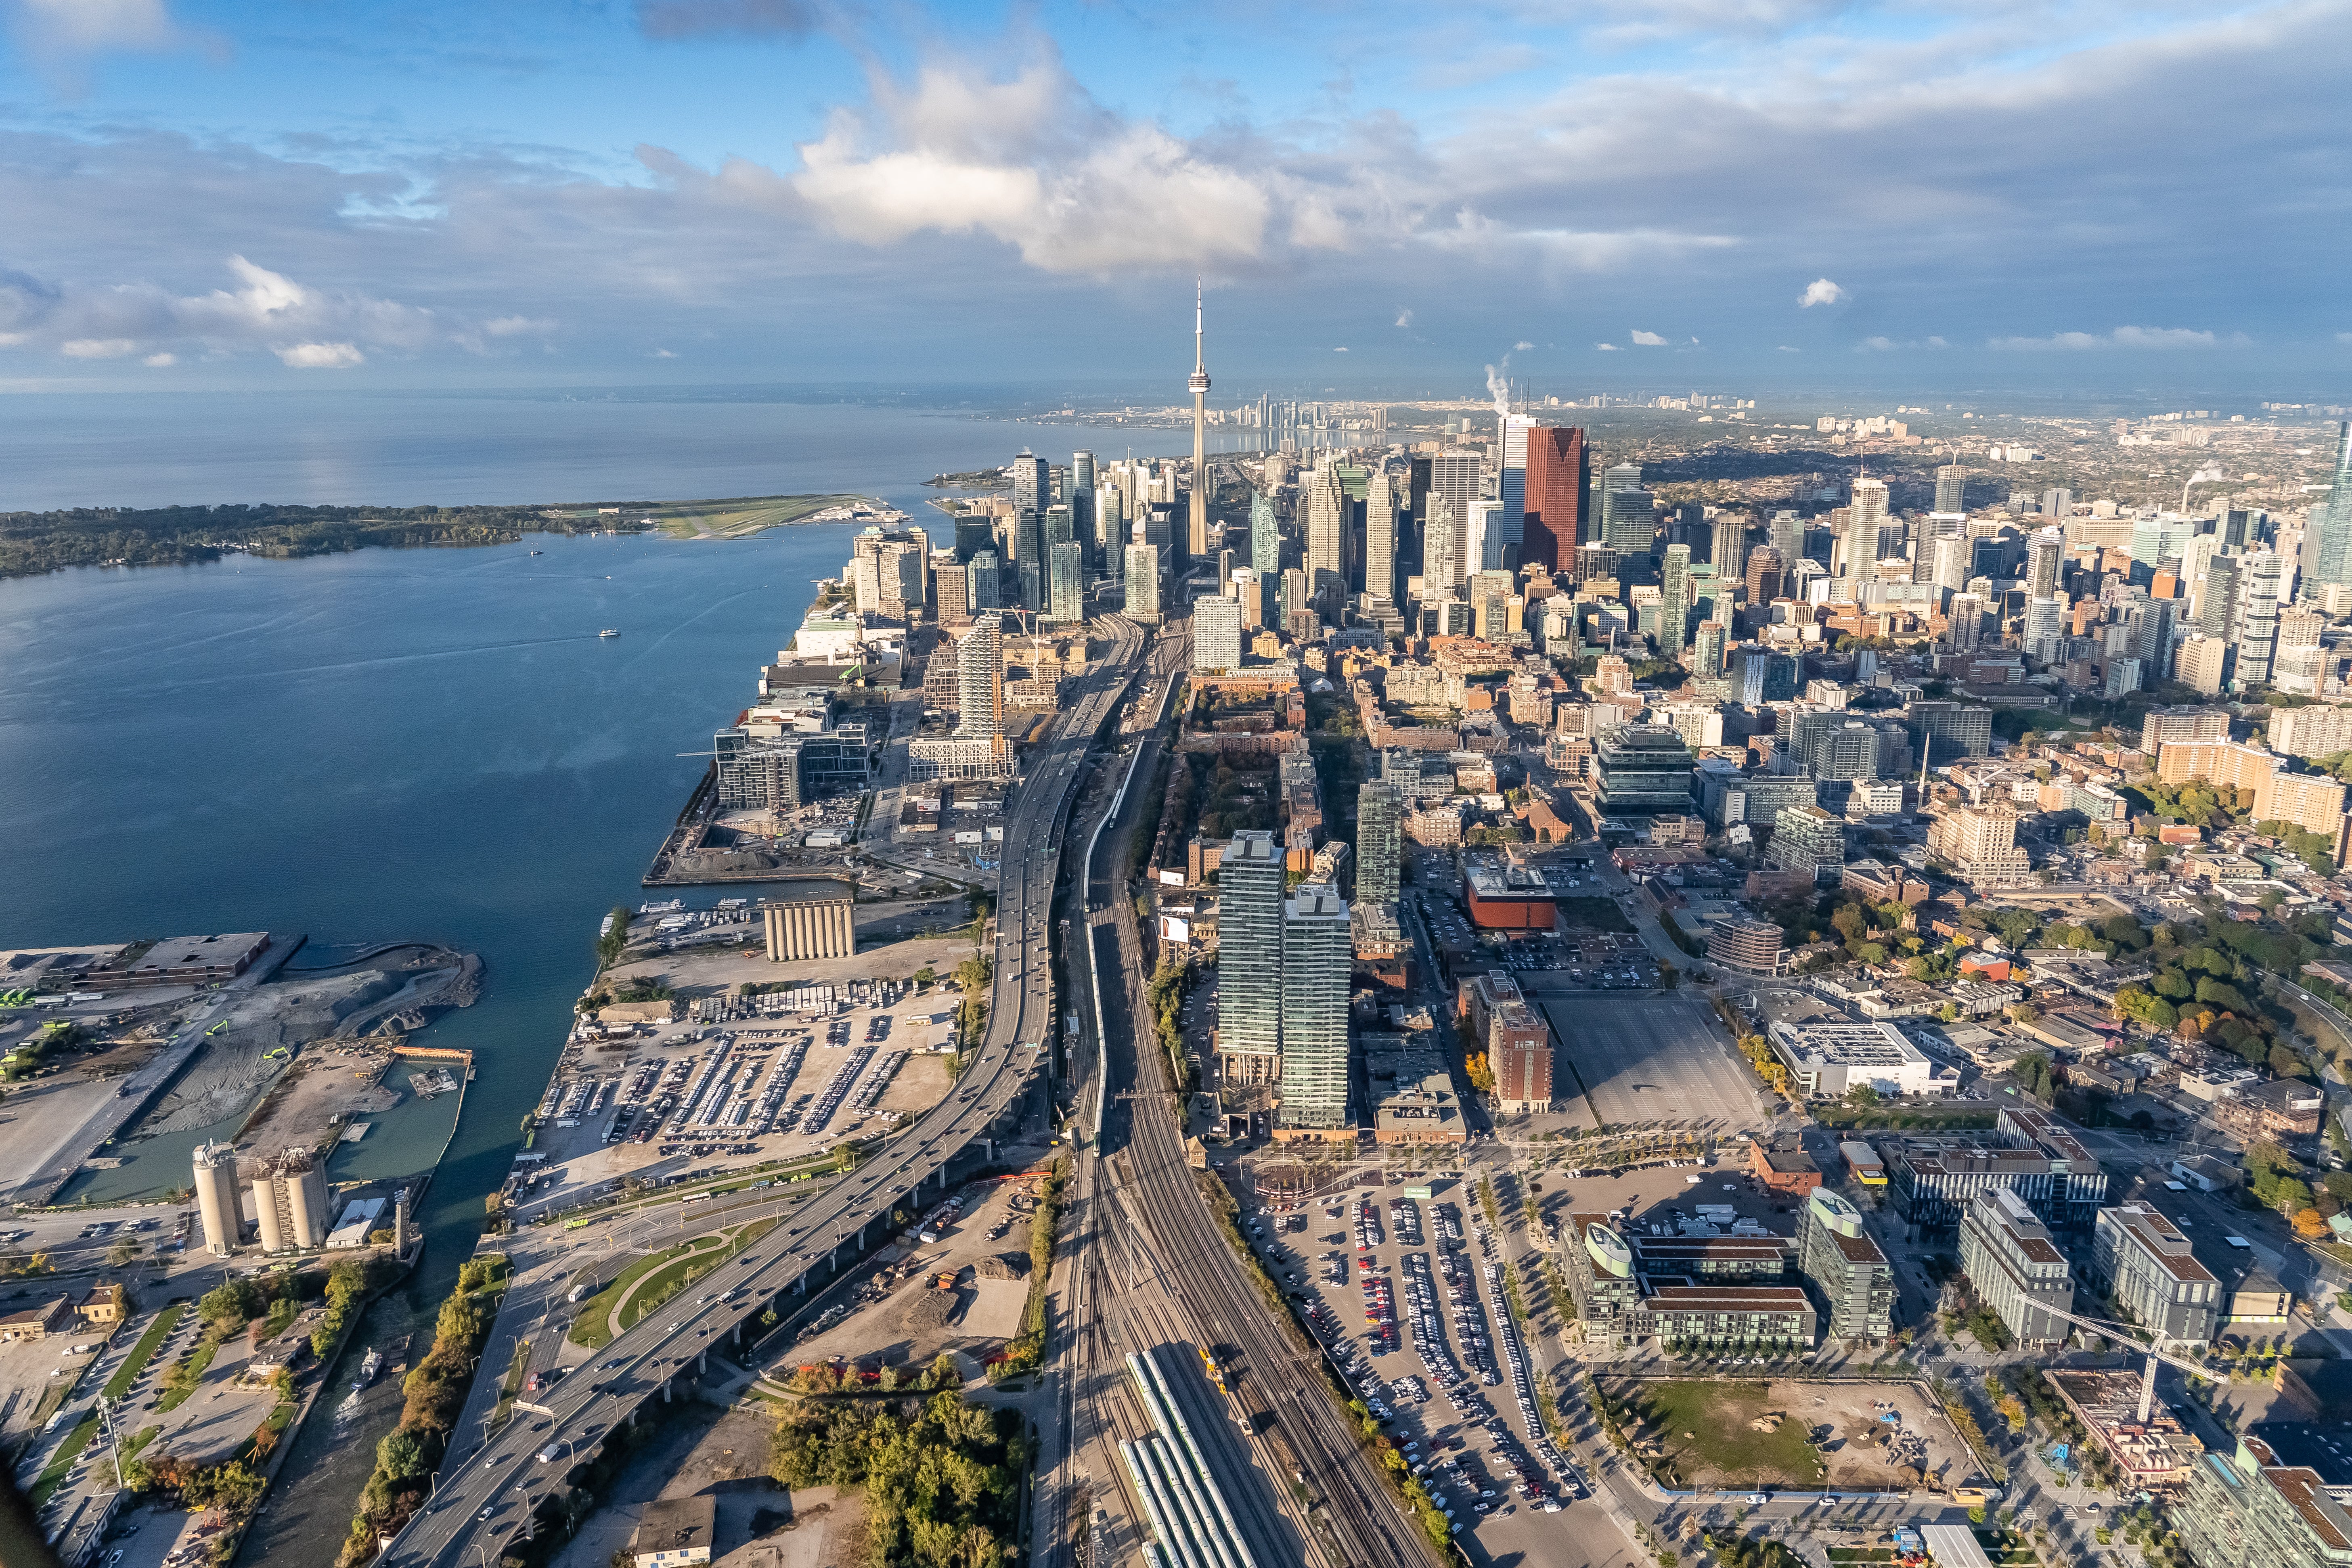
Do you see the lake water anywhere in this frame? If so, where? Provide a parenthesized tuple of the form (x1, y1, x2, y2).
(0, 394, 1194, 1563)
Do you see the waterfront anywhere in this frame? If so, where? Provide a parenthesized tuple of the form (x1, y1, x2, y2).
(0, 397, 1192, 1564)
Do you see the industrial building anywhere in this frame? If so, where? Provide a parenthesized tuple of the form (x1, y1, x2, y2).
(1460, 853, 1565, 930)
(193, 1139, 245, 1255)
(760, 879, 857, 962)
(249, 1149, 329, 1252)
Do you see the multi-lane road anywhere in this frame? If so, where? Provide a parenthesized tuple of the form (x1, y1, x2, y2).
(377, 616, 1146, 1568)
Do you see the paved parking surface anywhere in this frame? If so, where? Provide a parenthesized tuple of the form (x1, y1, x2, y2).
(1534, 991, 1767, 1130)
(1242, 1181, 1596, 1553)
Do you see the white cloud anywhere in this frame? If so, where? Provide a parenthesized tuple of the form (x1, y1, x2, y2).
(60, 337, 136, 358)
(1395, 309, 1413, 328)
(1596, 342, 1621, 351)
(1776, 345, 1799, 352)
(651, 348, 679, 358)
(1990, 326, 2230, 350)
(276, 341, 362, 368)
(1861, 335, 1897, 351)
(1513, 339, 1533, 350)
(2339, 332, 2352, 345)
(142, 351, 174, 366)
(1926, 335, 1948, 348)
(1629, 328, 1667, 345)
(483, 315, 554, 337)
(1333, 345, 1348, 352)
(1798, 278, 1845, 308)
(787, 55, 1275, 275)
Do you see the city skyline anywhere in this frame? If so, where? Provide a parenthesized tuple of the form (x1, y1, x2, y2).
(0, 0, 2345, 391)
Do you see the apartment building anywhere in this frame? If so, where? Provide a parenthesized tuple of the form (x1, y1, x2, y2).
(2089, 1202, 2220, 1346)
(1957, 1187, 2075, 1350)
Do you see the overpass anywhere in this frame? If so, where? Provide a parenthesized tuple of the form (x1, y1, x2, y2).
(377, 615, 1149, 1568)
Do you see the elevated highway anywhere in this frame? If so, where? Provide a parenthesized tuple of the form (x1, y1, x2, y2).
(378, 615, 1148, 1568)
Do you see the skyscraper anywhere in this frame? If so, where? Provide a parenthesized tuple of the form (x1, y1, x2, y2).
(2027, 530, 2065, 599)
(1217, 831, 1284, 1068)
(1188, 285, 1211, 565)
(1523, 425, 1587, 569)
(1600, 467, 1654, 556)
(2233, 551, 2284, 688)
(1745, 546, 1784, 607)
(1497, 414, 1531, 567)
(1934, 462, 1967, 515)
(1428, 451, 1482, 588)
(968, 550, 1002, 611)
(2042, 487, 2073, 521)
(1930, 532, 1969, 594)
(1355, 779, 1402, 904)
(1250, 488, 1280, 580)
(1422, 497, 1457, 603)
(1658, 544, 1693, 653)
(1839, 479, 1888, 601)
(1048, 539, 1084, 623)
(955, 615, 1003, 738)
(1010, 452, 1048, 519)
(1304, 455, 1349, 618)
(2312, 422, 2352, 589)
(1194, 592, 1242, 672)
(1278, 882, 1352, 1129)
(1693, 620, 1727, 679)
(1711, 511, 1747, 579)
(1124, 541, 1160, 622)
(1365, 470, 1399, 607)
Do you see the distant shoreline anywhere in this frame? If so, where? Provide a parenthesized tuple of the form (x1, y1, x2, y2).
(0, 492, 884, 581)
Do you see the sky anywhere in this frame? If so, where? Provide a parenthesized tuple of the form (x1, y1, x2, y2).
(0, 0, 2348, 399)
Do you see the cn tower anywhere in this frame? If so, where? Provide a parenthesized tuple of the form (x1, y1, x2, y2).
(1187, 282, 1210, 565)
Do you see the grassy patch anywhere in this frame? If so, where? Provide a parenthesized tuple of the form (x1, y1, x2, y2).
(568, 1238, 712, 1350)
(155, 1331, 226, 1414)
(1613, 1379, 1828, 1489)
(616, 1241, 735, 1332)
(123, 1426, 161, 1463)
(30, 1413, 100, 1506)
(104, 1303, 186, 1401)
(489, 1338, 532, 1432)
(646, 493, 872, 539)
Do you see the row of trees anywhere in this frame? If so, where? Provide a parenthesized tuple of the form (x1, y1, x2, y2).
(335, 1254, 511, 1568)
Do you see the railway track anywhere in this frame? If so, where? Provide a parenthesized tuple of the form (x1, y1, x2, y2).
(1082, 632, 1435, 1568)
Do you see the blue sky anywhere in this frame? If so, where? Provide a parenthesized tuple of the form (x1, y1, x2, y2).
(1, 0, 2348, 396)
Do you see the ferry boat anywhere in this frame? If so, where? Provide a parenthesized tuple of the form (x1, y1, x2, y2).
(356, 1346, 383, 1386)
(599, 628, 621, 638)
(529, 550, 543, 556)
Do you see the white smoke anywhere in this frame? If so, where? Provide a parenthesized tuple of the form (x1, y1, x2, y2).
(1483, 353, 1511, 415)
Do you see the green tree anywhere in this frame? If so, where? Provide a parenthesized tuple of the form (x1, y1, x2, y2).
(595, 905, 631, 969)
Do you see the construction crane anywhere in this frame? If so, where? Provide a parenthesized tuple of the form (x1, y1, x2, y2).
(2039, 1306, 2212, 1424)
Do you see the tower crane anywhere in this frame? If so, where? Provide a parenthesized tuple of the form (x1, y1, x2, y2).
(2035, 1305, 2211, 1424)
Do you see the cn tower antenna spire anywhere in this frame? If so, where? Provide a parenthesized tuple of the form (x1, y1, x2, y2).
(1187, 280, 1211, 566)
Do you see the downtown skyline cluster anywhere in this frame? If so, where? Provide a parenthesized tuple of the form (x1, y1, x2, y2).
(0, 0, 2346, 391)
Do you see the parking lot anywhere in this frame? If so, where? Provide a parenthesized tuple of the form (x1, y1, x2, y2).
(1241, 1179, 1592, 1548)
(1532, 990, 1767, 1130)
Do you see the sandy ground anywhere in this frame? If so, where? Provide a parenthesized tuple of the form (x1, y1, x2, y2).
(137, 947, 475, 1138)
(232, 1045, 406, 1158)
(1617, 1377, 1971, 1493)
(0, 1076, 120, 1193)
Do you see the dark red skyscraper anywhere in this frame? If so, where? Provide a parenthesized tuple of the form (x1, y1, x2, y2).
(1523, 425, 1588, 572)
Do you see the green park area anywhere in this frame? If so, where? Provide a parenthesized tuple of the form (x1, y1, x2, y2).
(568, 1216, 781, 1350)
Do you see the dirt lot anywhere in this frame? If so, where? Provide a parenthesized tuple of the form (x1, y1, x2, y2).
(1604, 1377, 1971, 1493)
(765, 1175, 1039, 1377)
(546, 1403, 863, 1568)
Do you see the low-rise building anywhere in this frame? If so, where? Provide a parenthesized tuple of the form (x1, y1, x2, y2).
(2214, 1079, 2327, 1141)
(2089, 1202, 2220, 1346)
(1956, 1187, 2075, 1350)
(632, 1496, 718, 1568)
(0, 1295, 71, 1342)
(1748, 1137, 1823, 1196)
(2043, 1369, 2207, 1492)
(1766, 1020, 1950, 1099)
(1558, 1212, 1817, 1350)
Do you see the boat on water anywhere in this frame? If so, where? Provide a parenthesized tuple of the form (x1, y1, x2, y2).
(599, 628, 620, 638)
(529, 550, 543, 555)
(356, 1346, 382, 1385)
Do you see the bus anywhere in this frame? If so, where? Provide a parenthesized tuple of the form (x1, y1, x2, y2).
(679, 1192, 709, 1206)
